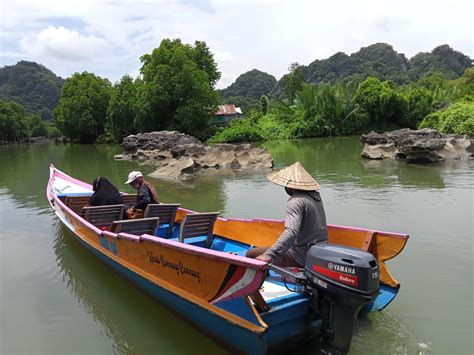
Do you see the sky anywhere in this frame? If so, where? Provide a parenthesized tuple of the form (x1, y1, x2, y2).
(1, 0, 472, 89)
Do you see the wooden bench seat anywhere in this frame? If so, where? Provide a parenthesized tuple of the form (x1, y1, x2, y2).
(65, 195, 135, 215)
(81, 204, 125, 228)
(111, 217, 160, 236)
(144, 203, 181, 236)
(65, 196, 92, 214)
(121, 194, 137, 205)
(179, 212, 220, 248)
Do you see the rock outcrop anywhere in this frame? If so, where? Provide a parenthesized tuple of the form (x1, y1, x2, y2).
(115, 131, 273, 179)
(361, 129, 473, 163)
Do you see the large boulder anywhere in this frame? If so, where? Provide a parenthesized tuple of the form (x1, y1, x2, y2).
(361, 129, 473, 163)
(115, 131, 273, 179)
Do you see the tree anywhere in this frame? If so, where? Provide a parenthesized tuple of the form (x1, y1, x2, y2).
(354, 77, 407, 127)
(260, 95, 269, 115)
(107, 75, 138, 142)
(403, 88, 434, 128)
(136, 39, 221, 139)
(53, 72, 111, 143)
(27, 115, 48, 137)
(0, 99, 29, 142)
(283, 63, 304, 103)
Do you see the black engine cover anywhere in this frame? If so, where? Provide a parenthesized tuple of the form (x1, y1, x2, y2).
(305, 243, 379, 295)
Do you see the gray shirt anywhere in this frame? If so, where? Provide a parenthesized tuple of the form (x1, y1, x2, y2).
(263, 190, 328, 266)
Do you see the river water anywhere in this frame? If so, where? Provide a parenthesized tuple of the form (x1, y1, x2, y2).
(0, 138, 472, 354)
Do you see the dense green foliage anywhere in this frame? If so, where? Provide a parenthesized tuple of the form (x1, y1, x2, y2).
(135, 39, 220, 139)
(0, 61, 63, 120)
(419, 99, 474, 136)
(211, 68, 474, 143)
(408, 45, 472, 80)
(0, 99, 59, 142)
(50, 39, 221, 143)
(53, 72, 111, 143)
(208, 113, 264, 143)
(283, 63, 305, 102)
(221, 44, 471, 101)
(2, 42, 471, 144)
(107, 75, 138, 142)
(260, 95, 269, 115)
(219, 69, 276, 100)
(353, 77, 406, 127)
(302, 43, 411, 85)
(0, 99, 30, 142)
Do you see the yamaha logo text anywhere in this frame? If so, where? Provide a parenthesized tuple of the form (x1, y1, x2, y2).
(327, 262, 356, 275)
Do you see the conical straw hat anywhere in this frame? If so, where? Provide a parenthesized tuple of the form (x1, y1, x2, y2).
(267, 162, 320, 191)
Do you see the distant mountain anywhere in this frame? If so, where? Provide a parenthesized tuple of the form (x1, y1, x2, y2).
(222, 43, 472, 99)
(219, 69, 276, 100)
(408, 44, 472, 80)
(0, 61, 64, 120)
(302, 43, 411, 84)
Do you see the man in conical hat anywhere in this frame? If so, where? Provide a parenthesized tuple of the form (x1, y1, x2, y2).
(246, 162, 328, 267)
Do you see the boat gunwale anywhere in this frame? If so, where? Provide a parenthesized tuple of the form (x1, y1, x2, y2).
(50, 192, 268, 270)
(48, 164, 408, 288)
(49, 164, 408, 243)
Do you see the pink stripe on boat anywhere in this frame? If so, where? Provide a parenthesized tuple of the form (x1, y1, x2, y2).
(141, 234, 267, 270)
(102, 231, 118, 239)
(119, 233, 141, 242)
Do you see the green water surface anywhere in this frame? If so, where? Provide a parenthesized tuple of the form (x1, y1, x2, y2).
(0, 138, 472, 354)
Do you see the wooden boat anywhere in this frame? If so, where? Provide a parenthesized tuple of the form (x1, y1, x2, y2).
(47, 165, 409, 354)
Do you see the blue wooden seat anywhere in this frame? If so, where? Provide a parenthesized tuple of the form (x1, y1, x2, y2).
(170, 212, 220, 248)
(111, 217, 160, 236)
(144, 203, 181, 237)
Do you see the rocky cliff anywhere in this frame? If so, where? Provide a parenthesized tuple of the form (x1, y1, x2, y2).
(361, 129, 473, 163)
(115, 131, 273, 179)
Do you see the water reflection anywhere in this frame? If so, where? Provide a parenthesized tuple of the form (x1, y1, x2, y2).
(0, 143, 230, 214)
(263, 138, 468, 189)
(52, 221, 226, 355)
(2, 140, 473, 354)
(359, 160, 446, 189)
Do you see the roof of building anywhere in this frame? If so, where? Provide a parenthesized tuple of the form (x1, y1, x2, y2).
(216, 104, 242, 115)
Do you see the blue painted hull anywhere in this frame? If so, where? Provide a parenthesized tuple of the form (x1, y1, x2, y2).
(70, 229, 268, 354)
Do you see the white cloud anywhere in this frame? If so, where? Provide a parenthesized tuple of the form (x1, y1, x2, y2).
(20, 26, 110, 61)
(214, 50, 232, 63)
(1, 0, 472, 88)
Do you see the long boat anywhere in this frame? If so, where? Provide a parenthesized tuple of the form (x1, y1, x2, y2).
(47, 165, 409, 354)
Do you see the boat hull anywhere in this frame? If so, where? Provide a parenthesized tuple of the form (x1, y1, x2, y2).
(58, 218, 267, 353)
(47, 164, 409, 354)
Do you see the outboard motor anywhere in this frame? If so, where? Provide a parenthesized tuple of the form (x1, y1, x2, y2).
(304, 244, 379, 354)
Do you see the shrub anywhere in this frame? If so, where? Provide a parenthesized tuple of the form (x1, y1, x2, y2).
(208, 118, 263, 143)
(419, 100, 474, 136)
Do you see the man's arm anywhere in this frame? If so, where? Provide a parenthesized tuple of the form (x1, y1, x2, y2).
(262, 199, 303, 262)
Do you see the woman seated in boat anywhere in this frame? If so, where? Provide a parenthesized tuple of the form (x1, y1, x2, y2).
(246, 162, 328, 267)
(89, 177, 123, 206)
(125, 171, 160, 219)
